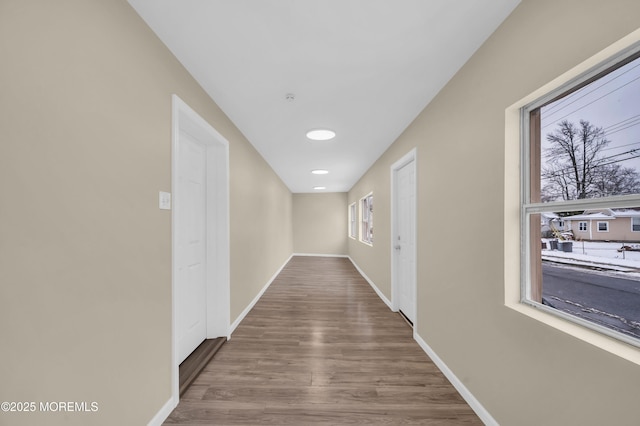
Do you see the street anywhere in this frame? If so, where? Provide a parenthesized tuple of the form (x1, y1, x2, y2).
(542, 263, 640, 339)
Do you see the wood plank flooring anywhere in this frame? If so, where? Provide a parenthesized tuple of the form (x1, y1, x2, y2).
(164, 256, 482, 425)
(180, 337, 226, 396)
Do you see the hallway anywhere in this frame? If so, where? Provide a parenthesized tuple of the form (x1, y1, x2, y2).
(165, 256, 481, 425)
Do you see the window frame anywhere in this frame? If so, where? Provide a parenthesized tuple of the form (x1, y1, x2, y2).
(348, 202, 357, 240)
(519, 40, 640, 351)
(359, 192, 374, 246)
(579, 221, 588, 232)
(597, 221, 610, 232)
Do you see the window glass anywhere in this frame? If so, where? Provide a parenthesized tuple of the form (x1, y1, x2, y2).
(537, 54, 640, 203)
(360, 193, 373, 245)
(525, 49, 640, 344)
(348, 203, 357, 239)
(537, 208, 640, 341)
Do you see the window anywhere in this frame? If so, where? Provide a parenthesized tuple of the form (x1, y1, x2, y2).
(348, 202, 357, 239)
(522, 45, 640, 347)
(360, 193, 373, 245)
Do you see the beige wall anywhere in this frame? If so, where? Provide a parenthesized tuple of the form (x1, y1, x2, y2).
(292, 193, 348, 255)
(348, 157, 395, 298)
(229, 138, 293, 320)
(5, 1, 640, 425)
(349, 1, 640, 424)
(602, 218, 639, 241)
(0, 1, 292, 425)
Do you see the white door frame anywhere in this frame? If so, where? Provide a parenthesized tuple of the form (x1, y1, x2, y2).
(390, 148, 417, 331)
(171, 95, 230, 404)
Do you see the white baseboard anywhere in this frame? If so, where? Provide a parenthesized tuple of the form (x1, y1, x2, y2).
(348, 256, 496, 425)
(151, 255, 293, 424)
(147, 395, 177, 426)
(228, 254, 293, 337)
(293, 252, 348, 258)
(151, 252, 496, 426)
(347, 257, 393, 310)
(413, 333, 498, 426)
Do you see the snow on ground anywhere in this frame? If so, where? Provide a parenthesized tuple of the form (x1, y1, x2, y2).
(541, 240, 640, 277)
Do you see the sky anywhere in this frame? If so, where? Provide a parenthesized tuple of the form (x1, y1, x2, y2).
(540, 53, 640, 199)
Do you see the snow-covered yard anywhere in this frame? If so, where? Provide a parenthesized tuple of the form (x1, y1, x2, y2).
(542, 239, 640, 270)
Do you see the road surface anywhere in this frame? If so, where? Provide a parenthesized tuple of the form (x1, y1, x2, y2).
(542, 263, 640, 339)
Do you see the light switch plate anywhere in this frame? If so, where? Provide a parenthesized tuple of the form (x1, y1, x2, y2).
(159, 191, 171, 210)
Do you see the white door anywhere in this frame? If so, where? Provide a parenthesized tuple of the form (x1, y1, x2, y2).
(395, 159, 416, 324)
(176, 130, 207, 364)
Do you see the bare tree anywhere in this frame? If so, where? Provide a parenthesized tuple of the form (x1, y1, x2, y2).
(592, 163, 640, 197)
(541, 119, 640, 201)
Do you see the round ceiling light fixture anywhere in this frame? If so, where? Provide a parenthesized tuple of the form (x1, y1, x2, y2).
(306, 129, 336, 141)
(311, 169, 329, 175)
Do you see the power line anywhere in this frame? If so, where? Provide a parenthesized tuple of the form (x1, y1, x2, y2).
(542, 149, 640, 178)
(542, 118, 640, 154)
(597, 152, 640, 168)
(542, 74, 640, 129)
(543, 147, 640, 164)
(543, 63, 640, 128)
(543, 61, 640, 119)
(543, 116, 640, 145)
(542, 60, 640, 119)
(599, 140, 640, 154)
(603, 118, 640, 138)
(543, 115, 640, 144)
(602, 114, 640, 132)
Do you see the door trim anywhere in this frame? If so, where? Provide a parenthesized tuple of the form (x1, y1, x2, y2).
(171, 95, 230, 406)
(390, 148, 417, 330)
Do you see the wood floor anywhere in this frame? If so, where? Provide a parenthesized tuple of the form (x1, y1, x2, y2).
(180, 337, 226, 396)
(165, 256, 482, 425)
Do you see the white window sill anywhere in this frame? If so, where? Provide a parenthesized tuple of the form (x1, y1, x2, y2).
(504, 298, 640, 366)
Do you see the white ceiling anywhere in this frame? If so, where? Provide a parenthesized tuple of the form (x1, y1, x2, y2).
(128, 0, 520, 193)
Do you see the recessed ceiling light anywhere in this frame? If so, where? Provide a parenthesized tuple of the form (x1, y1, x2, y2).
(311, 169, 329, 175)
(313, 186, 326, 190)
(306, 129, 336, 141)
